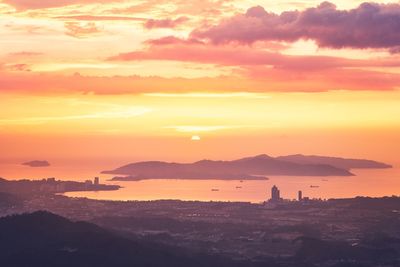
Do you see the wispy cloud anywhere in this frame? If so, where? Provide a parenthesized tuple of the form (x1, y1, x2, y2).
(164, 125, 256, 133)
(0, 107, 151, 125)
(64, 22, 102, 38)
(55, 15, 146, 21)
(144, 92, 271, 99)
(144, 17, 188, 29)
(2, 0, 125, 10)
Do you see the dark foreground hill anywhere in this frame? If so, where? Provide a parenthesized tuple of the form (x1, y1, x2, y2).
(0, 211, 265, 267)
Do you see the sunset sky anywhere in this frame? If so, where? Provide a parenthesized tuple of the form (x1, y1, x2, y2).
(1, 0, 400, 164)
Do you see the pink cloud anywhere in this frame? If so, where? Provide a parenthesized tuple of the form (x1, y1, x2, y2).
(0, 71, 253, 94)
(105, 37, 400, 91)
(145, 36, 204, 46)
(191, 2, 400, 51)
(144, 17, 189, 29)
(242, 66, 400, 92)
(108, 39, 400, 71)
(0, 68, 398, 94)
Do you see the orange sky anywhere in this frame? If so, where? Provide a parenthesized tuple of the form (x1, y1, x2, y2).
(1, 0, 400, 164)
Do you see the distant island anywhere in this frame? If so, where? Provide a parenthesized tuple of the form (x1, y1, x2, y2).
(276, 154, 392, 170)
(102, 153, 392, 182)
(22, 160, 50, 167)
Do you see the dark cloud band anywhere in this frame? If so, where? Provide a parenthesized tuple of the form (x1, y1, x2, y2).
(192, 2, 400, 51)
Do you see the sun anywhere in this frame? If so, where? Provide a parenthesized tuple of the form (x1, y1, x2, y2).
(191, 135, 201, 141)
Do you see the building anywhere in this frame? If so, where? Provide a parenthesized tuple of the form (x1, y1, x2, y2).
(298, 190, 303, 201)
(270, 185, 281, 202)
(56, 183, 66, 192)
(94, 177, 99, 185)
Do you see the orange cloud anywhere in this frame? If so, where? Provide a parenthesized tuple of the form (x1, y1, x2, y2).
(8, 52, 43, 57)
(3, 0, 124, 10)
(55, 15, 145, 21)
(0, 63, 31, 72)
(64, 22, 101, 38)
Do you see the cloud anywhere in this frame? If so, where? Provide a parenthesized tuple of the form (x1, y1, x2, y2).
(0, 107, 151, 125)
(0, 63, 31, 72)
(143, 92, 271, 99)
(108, 38, 400, 71)
(64, 22, 101, 38)
(105, 36, 400, 91)
(191, 2, 400, 51)
(3, 23, 50, 34)
(0, 71, 251, 94)
(3, 0, 124, 10)
(4, 0, 234, 15)
(144, 16, 189, 29)
(241, 65, 400, 92)
(164, 125, 247, 133)
(8, 52, 43, 57)
(1, 68, 399, 94)
(169, 0, 235, 16)
(145, 36, 204, 46)
(55, 15, 145, 21)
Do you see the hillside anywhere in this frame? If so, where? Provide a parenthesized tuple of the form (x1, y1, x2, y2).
(0, 211, 262, 267)
(104, 154, 354, 181)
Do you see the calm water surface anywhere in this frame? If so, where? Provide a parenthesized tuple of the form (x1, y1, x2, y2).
(1, 159, 399, 203)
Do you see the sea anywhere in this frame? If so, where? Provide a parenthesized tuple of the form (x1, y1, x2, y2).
(1, 159, 399, 203)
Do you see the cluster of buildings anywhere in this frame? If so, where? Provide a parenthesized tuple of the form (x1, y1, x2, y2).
(84, 177, 100, 187)
(269, 185, 310, 203)
(39, 178, 66, 193)
(39, 177, 103, 193)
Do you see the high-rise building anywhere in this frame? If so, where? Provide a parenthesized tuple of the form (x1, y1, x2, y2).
(94, 177, 99, 185)
(271, 185, 280, 202)
(298, 190, 303, 201)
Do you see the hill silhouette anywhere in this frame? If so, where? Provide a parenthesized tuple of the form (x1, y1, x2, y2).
(0, 211, 265, 267)
(104, 154, 356, 181)
(277, 154, 392, 170)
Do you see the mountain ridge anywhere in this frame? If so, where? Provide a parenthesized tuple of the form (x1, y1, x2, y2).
(101, 154, 389, 181)
(277, 154, 392, 170)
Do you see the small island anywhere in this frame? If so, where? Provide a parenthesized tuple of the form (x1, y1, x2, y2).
(22, 160, 50, 167)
